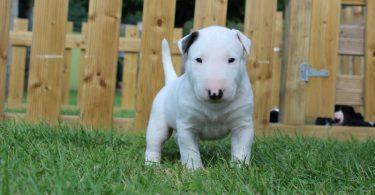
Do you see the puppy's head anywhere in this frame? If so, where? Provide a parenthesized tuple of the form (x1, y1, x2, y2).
(178, 26, 251, 103)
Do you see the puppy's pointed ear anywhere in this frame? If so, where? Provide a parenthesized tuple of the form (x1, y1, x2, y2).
(177, 31, 199, 54)
(232, 29, 252, 54)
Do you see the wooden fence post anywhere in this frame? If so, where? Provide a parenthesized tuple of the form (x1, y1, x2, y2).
(26, 0, 69, 124)
(0, 0, 11, 118)
(134, 0, 176, 131)
(61, 22, 73, 105)
(193, 0, 228, 29)
(8, 19, 28, 109)
(172, 28, 183, 75)
(365, 0, 375, 121)
(280, 0, 312, 125)
(121, 25, 139, 110)
(77, 22, 88, 108)
(244, 0, 277, 128)
(80, 0, 123, 129)
(305, 0, 341, 123)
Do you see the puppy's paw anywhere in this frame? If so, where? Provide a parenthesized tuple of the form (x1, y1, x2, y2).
(183, 161, 204, 171)
(145, 161, 160, 166)
(230, 160, 249, 169)
(145, 150, 161, 165)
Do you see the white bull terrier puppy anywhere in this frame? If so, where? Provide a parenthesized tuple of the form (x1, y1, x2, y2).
(145, 26, 254, 170)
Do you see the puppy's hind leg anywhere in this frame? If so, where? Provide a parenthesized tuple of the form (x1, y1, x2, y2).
(145, 109, 171, 165)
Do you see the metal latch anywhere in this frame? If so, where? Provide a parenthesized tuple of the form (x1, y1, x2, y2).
(300, 62, 329, 82)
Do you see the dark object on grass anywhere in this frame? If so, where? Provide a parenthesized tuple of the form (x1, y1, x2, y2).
(335, 105, 373, 127)
(315, 105, 374, 127)
(269, 108, 279, 123)
(315, 117, 333, 126)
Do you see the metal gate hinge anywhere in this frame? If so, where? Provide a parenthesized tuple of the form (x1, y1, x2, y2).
(300, 62, 329, 82)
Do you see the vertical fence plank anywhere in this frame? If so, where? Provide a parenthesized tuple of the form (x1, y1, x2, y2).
(280, 0, 312, 125)
(26, 0, 69, 124)
(134, 0, 176, 131)
(193, 0, 228, 29)
(121, 25, 139, 110)
(352, 6, 365, 76)
(8, 19, 28, 109)
(61, 22, 73, 106)
(61, 22, 73, 105)
(0, 0, 11, 118)
(340, 6, 365, 76)
(353, 56, 364, 75)
(269, 12, 283, 110)
(305, 0, 341, 123)
(244, 0, 277, 128)
(352, 6, 365, 24)
(77, 22, 88, 108)
(172, 28, 183, 75)
(340, 7, 353, 74)
(365, 0, 375, 121)
(80, 0, 123, 129)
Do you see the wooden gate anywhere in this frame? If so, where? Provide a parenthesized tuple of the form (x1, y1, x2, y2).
(265, 0, 375, 140)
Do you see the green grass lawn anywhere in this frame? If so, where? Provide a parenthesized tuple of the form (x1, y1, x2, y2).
(0, 122, 374, 194)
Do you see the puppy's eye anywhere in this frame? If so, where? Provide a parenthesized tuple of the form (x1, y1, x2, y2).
(228, 58, 235, 63)
(195, 58, 203, 63)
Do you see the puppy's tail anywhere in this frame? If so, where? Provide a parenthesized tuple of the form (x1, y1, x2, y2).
(162, 39, 178, 85)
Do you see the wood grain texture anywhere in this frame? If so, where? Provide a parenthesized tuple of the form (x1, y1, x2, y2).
(134, 0, 176, 131)
(8, 19, 28, 109)
(353, 56, 364, 75)
(339, 37, 364, 55)
(61, 22, 73, 105)
(339, 25, 365, 56)
(340, 7, 353, 74)
(341, 0, 365, 6)
(340, 25, 364, 39)
(280, 0, 312, 125)
(244, 0, 277, 128)
(121, 25, 139, 110)
(339, 7, 365, 76)
(172, 28, 183, 75)
(26, 0, 69, 124)
(305, 0, 341, 123)
(5, 113, 134, 133)
(336, 75, 363, 105)
(365, 0, 375, 121)
(269, 12, 283, 111)
(263, 124, 375, 141)
(193, 0, 228, 29)
(10, 31, 182, 54)
(77, 23, 88, 108)
(80, 0, 123, 129)
(351, 6, 365, 25)
(0, 0, 11, 117)
(351, 7, 365, 76)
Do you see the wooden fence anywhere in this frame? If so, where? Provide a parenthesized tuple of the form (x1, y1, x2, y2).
(0, 0, 374, 140)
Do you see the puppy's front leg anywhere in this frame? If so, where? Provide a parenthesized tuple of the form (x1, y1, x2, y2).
(231, 124, 254, 165)
(177, 130, 203, 170)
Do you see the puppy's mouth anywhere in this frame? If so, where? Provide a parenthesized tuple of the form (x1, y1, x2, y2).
(207, 99, 225, 104)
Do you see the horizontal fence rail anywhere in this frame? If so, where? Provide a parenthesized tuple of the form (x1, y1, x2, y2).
(9, 31, 181, 54)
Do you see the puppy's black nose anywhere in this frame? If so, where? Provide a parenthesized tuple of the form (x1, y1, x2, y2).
(208, 89, 224, 100)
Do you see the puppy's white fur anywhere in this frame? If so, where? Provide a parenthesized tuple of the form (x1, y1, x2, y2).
(145, 26, 254, 170)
